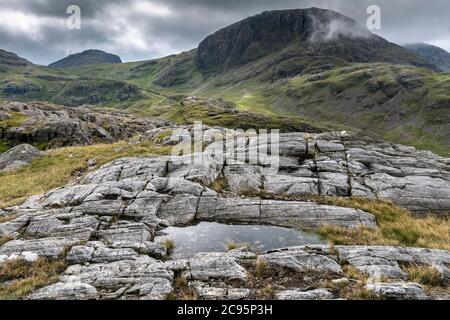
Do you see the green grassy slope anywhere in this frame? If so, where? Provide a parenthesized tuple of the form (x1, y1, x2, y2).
(1, 47, 449, 156)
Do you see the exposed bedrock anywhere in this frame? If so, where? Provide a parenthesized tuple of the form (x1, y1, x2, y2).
(0, 125, 449, 300)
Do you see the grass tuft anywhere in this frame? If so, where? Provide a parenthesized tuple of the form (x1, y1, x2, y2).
(0, 112, 29, 128)
(404, 265, 445, 287)
(312, 197, 450, 251)
(163, 239, 176, 256)
(0, 235, 13, 246)
(0, 258, 67, 300)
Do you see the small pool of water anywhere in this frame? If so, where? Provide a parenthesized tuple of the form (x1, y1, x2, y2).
(155, 222, 325, 259)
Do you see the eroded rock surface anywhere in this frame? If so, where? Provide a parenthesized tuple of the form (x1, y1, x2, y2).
(4, 245, 447, 300)
(143, 125, 450, 215)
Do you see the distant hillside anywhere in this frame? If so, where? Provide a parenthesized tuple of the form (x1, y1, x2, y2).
(49, 49, 122, 68)
(0, 49, 32, 67)
(196, 8, 437, 74)
(405, 43, 450, 72)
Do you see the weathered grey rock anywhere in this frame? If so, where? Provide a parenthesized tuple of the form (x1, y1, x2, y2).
(27, 279, 99, 300)
(365, 282, 427, 300)
(0, 214, 30, 236)
(50, 257, 174, 300)
(134, 277, 173, 300)
(97, 222, 154, 245)
(276, 288, 334, 300)
(196, 196, 376, 230)
(190, 282, 251, 300)
(258, 246, 343, 274)
(0, 144, 41, 172)
(0, 251, 38, 263)
(189, 253, 248, 281)
(0, 237, 84, 260)
(24, 216, 63, 237)
(336, 246, 450, 282)
(67, 244, 140, 264)
(110, 241, 167, 258)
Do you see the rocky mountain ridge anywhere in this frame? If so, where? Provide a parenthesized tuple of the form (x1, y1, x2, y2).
(196, 8, 437, 74)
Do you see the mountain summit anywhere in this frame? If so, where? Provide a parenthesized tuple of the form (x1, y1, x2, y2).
(195, 8, 436, 73)
(49, 49, 122, 68)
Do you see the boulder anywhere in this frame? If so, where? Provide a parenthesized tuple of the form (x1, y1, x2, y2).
(0, 144, 41, 171)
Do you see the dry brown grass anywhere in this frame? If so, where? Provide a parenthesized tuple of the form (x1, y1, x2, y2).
(255, 259, 268, 277)
(225, 240, 249, 251)
(316, 197, 450, 251)
(0, 214, 18, 224)
(325, 265, 381, 300)
(0, 258, 67, 300)
(403, 265, 445, 287)
(0, 235, 13, 246)
(0, 140, 172, 208)
(259, 284, 275, 300)
(233, 190, 450, 251)
(166, 274, 198, 301)
(163, 239, 176, 256)
(209, 175, 229, 193)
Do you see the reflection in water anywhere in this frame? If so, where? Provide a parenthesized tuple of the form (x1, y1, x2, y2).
(155, 222, 325, 259)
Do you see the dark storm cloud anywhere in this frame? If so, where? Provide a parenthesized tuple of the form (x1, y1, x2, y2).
(1, 0, 449, 65)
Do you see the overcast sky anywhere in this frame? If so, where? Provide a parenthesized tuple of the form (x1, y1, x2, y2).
(1, 0, 450, 65)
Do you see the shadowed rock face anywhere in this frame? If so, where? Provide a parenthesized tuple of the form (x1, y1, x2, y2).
(196, 8, 435, 73)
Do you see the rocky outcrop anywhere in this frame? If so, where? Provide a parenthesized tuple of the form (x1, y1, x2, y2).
(0, 144, 41, 171)
(0, 102, 169, 149)
(143, 125, 450, 215)
(11, 245, 450, 300)
(365, 282, 427, 300)
(0, 124, 449, 300)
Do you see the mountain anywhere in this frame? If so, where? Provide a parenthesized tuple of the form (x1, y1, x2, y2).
(49, 49, 122, 68)
(0, 49, 32, 67)
(196, 8, 437, 74)
(404, 43, 450, 72)
(0, 8, 449, 156)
